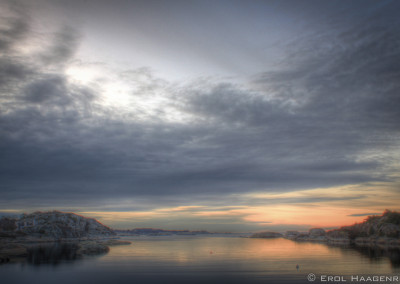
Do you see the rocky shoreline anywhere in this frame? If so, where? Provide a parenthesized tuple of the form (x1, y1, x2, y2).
(0, 211, 131, 264)
(250, 230, 400, 249)
(251, 210, 400, 249)
(0, 238, 131, 264)
(285, 232, 400, 248)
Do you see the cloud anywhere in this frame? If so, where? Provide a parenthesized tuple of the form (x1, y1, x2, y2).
(23, 75, 68, 103)
(39, 26, 81, 65)
(0, 4, 33, 89)
(347, 213, 381, 217)
(0, 57, 34, 89)
(0, 2, 29, 52)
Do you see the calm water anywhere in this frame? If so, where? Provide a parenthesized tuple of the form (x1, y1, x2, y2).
(2, 235, 400, 284)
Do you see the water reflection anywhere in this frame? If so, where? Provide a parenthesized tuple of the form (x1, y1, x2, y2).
(350, 245, 400, 268)
(2, 236, 399, 284)
(3, 235, 398, 281)
(101, 236, 398, 276)
(20, 237, 400, 269)
(26, 243, 81, 265)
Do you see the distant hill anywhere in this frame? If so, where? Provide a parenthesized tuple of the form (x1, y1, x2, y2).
(116, 228, 211, 236)
(0, 211, 115, 239)
(250, 231, 282, 238)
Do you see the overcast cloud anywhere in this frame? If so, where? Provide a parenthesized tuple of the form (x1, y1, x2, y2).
(0, 0, 399, 230)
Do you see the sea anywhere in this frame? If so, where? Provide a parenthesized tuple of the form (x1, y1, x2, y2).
(2, 235, 400, 284)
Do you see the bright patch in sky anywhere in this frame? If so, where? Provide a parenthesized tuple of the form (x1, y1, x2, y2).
(66, 65, 99, 85)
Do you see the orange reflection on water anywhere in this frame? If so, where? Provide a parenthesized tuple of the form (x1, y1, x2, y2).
(106, 238, 331, 262)
(101, 237, 394, 276)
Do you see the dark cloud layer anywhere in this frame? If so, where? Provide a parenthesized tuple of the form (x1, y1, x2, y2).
(0, 0, 399, 210)
(40, 26, 80, 65)
(0, 5, 29, 52)
(347, 213, 380, 217)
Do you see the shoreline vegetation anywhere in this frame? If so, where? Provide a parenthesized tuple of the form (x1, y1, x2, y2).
(250, 210, 400, 248)
(1, 210, 399, 264)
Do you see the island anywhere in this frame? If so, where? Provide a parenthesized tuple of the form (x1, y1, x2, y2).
(250, 210, 400, 248)
(284, 210, 400, 247)
(116, 228, 212, 236)
(250, 231, 283, 238)
(0, 211, 131, 263)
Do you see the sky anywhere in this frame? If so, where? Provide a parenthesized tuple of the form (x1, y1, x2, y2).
(0, 0, 399, 232)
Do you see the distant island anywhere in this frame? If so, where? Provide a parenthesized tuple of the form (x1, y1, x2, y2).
(250, 231, 283, 238)
(251, 210, 400, 247)
(115, 228, 211, 236)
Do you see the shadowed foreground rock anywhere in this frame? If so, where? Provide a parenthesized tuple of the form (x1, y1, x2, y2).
(0, 240, 132, 264)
